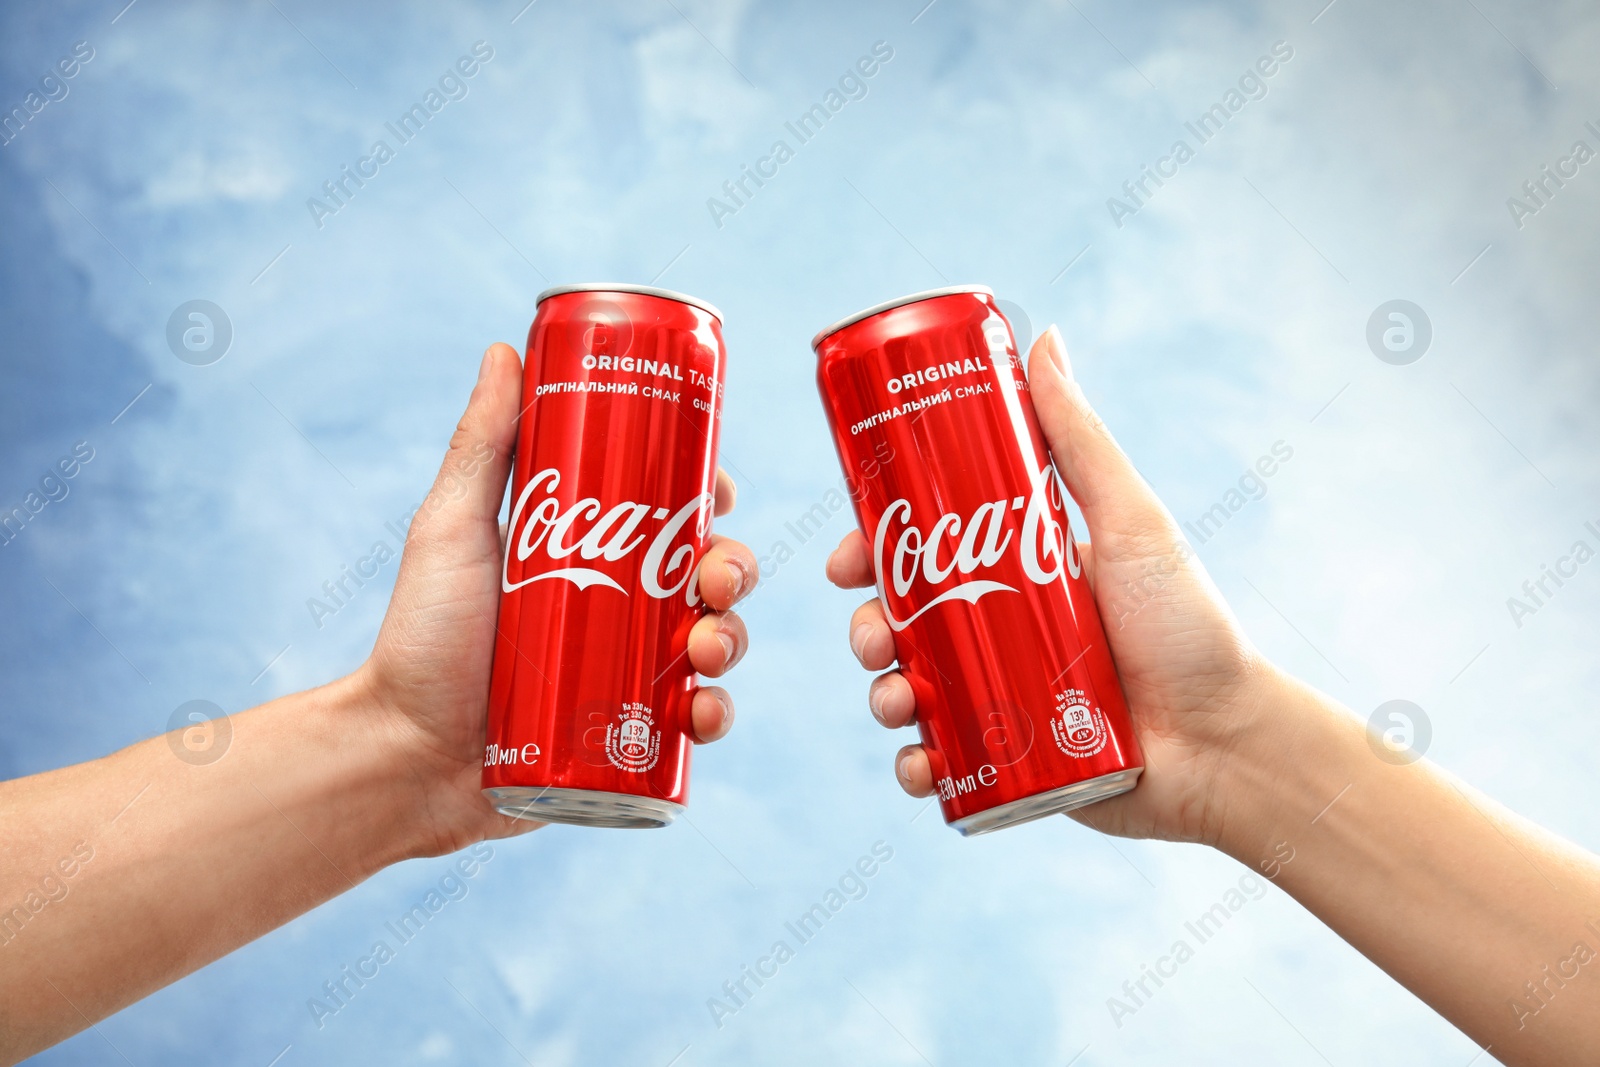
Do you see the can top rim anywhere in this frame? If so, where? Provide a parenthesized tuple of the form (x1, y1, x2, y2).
(536, 284, 723, 323)
(810, 285, 995, 350)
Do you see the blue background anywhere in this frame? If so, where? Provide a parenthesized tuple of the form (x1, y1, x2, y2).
(4, 1, 1598, 1063)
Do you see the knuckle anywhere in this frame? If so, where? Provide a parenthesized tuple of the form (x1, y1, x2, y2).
(447, 419, 477, 455)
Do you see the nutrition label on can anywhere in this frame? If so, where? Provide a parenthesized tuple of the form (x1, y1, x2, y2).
(1050, 688, 1109, 758)
(605, 702, 662, 772)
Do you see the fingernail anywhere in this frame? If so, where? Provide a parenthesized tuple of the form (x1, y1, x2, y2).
(725, 556, 751, 600)
(477, 348, 493, 383)
(868, 683, 888, 725)
(1046, 325, 1069, 378)
(850, 623, 873, 662)
(715, 629, 737, 666)
(716, 690, 735, 732)
(896, 753, 913, 783)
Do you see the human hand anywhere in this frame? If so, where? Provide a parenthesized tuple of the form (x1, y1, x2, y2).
(356, 343, 755, 857)
(825, 325, 1277, 847)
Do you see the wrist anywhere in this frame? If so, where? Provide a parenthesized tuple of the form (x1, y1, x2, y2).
(1208, 665, 1363, 866)
(341, 662, 501, 862)
(295, 669, 447, 869)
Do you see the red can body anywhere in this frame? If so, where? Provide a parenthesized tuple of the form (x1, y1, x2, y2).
(484, 284, 725, 828)
(814, 286, 1142, 835)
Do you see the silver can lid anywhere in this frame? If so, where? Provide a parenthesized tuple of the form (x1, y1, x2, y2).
(537, 283, 722, 324)
(811, 285, 994, 350)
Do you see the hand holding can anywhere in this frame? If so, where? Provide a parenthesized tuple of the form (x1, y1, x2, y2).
(815, 287, 1143, 835)
(484, 284, 746, 828)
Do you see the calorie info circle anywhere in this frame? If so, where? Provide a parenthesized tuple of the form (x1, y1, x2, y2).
(483, 284, 726, 828)
(813, 286, 1143, 835)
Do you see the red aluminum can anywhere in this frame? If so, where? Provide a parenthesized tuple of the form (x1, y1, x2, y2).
(484, 284, 726, 828)
(814, 286, 1142, 835)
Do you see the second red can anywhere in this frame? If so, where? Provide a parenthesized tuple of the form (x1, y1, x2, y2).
(484, 284, 726, 828)
(814, 286, 1142, 835)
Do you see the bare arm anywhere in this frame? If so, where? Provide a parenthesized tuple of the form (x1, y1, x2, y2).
(0, 677, 428, 1060)
(1218, 670, 1600, 1060)
(0, 343, 756, 1064)
(828, 324, 1600, 1066)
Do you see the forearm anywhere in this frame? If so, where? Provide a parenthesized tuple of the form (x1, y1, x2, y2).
(1218, 669, 1600, 1065)
(0, 674, 424, 1063)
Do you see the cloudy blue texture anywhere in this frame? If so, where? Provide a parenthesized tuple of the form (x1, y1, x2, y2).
(4, 0, 1599, 1062)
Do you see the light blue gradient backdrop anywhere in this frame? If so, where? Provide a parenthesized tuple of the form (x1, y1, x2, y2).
(4, 1, 1598, 1063)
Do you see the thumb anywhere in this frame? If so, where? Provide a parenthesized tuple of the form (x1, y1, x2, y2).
(1028, 325, 1179, 560)
(409, 342, 523, 552)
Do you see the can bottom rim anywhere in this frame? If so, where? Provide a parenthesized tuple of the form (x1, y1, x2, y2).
(950, 767, 1143, 837)
(486, 786, 683, 829)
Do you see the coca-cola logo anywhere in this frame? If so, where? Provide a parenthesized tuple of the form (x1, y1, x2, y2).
(502, 468, 711, 602)
(872, 463, 1081, 630)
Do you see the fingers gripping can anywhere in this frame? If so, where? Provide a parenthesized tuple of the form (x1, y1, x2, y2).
(813, 286, 1142, 835)
(484, 284, 726, 828)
